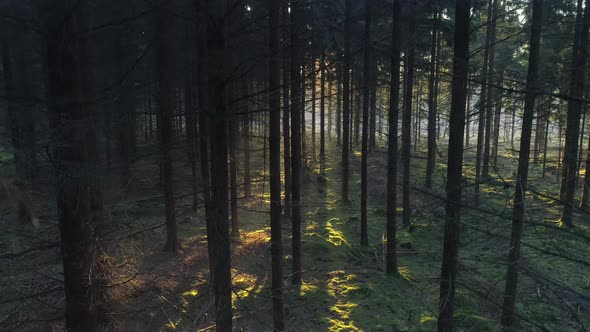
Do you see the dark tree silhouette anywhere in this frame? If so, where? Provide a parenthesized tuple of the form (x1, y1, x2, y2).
(341, 0, 351, 202)
(500, 0, 544, 328)
(437, 0, 470, 329)
(206, 1, 232, 329)
(386, 0, 402, 275)
(268, 0, 285, 328)
(290, 0, 303, 286)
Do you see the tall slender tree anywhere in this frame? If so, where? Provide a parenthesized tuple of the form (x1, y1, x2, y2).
(482, 0, 498, 179)
(155, 0, 180, 252)
(39, 0, 105, 329)
(560, 0, 590, 228)
(426, 5, 439, 189)
(320, 52, 326, 159)
(437, 0, 470, 329)
(290, 0, 303, 285)
(386, 0, 402, 275)
(360, 0, 372, 246)
(500, 0, 544, 328)
(282, 3, 292, 217)
(269, 0, 285, 328)
(195, 0, 215, 279)
(206, 0, 232, 328)
(401, 1, 415, 228)
(475, 0, 493, 202)
(341, 0, 351, 202)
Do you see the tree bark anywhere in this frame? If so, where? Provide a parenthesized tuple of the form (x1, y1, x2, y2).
(475, 0, 493, 202)
(401, 2, 415, 228)
(290, 1, 303, 285)
(426, 6, 439, 189)
(560, 0, 590, 228)
(482, 0, 499, 178)
(360, 0, 372, 246)
(40, 0, 104, 329)
(341, 0, 351, 202)
(500, 0, 543, 329)
(320, 52, 326, 159)
(229, 109, 240, 238)
(437, 0, 470, 329)
(207, 0, 233, 328)
(282, 4, 291, 216)
(491, 72, 503, 167)
(269, 0, 286, 328)
(155, 1, 180, 253)
(386, 0, 402, 275)
(195, 0, 215, 280)
(336, 58, 342, 146)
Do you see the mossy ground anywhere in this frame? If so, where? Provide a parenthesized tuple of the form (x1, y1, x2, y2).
(1, 132, 589, 331)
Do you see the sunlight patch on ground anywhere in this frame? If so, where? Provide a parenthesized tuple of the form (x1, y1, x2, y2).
(328, 304, 361, 332)
(232, 272, 261, 304)
(325, 219, 348, 246)
(420, 312, 435, 324)
(299, 283, 319, 296)
(327, 271, 360, 297)
(398, 266, 413, 282)
(326, 270, 361, 331)
(241, 228, 271, 243)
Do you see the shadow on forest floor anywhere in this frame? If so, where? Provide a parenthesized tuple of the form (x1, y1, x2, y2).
(2, 138, 589, 331)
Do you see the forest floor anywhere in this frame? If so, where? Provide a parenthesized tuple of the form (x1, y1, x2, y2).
(1, 136, 589, 331)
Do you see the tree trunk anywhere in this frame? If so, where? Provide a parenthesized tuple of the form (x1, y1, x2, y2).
(386, 0, 402, 275)
(500, 0, 543, 328)
(282, 4, 291, 216)
(437, 0, 470, 329)
(195, 0, 214, 280)
(354, 72, 361, 147)
(482, 0, 498, 179)
(465, 79, 472, 148)
(560, 0, 584, 201)
(369, 49, 377, 151)
(542, 107, 550, 178)
(336, 59, 342, 145)
(115, 32, 135, 189)
(401, 4, 415, 228)
(290, 1, 303, 285)
(311, 54, 317, 163)
(560, 0, 590, 228)
(581, 127, 590, 210)
(269, 0, 286, 328)
(301, 62, 307, 167)
(12, 26, 37, 185)
(320, 52, 326, 159)
(491, 72, 503, 167)
(341, 0, 351, 202)
(155, 2, 180, 253)
(328, 77, 333, 142)
(206, 0, 233, 329)
(511, 103, 516, 151)
(360, 0, 372, 246)
(243, 82, 252, 198)
(0, 28, 23, 181)
(229, 110, 240, 238)
(40, 0, 104, 328)
(475, 0, 493, 202)
(426, 6, 439, 189)
(183, 22, 199, 210)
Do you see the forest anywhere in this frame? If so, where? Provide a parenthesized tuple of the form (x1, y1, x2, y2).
(0, 0, 589, 331)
